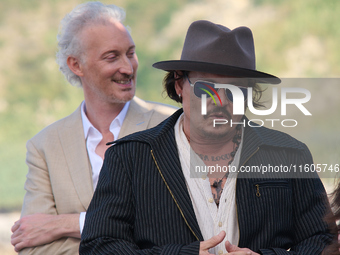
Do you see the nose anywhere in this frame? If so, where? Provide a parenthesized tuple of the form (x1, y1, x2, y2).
(119, 56, 134, 75)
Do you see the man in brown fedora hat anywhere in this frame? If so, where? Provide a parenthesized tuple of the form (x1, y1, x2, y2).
(80, 20, 332, 254)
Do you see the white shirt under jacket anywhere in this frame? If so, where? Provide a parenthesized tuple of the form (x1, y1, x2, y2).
(175, 113, 243, 255)
(79, 100, 130, 233)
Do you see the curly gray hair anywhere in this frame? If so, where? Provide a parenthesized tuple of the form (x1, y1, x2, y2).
(56, 1, 126, 87)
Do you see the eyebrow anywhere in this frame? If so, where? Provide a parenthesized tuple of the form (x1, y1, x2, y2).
(101, 45, 136, 59)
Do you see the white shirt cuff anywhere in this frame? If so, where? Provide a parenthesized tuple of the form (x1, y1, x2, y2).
(79, 212, 86, 234)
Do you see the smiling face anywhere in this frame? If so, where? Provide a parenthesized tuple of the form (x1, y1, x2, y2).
(176, 71, 246, 142)
(74, 19, 138, 105)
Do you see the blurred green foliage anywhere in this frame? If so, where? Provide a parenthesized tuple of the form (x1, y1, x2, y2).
(0, 0, 339, 211)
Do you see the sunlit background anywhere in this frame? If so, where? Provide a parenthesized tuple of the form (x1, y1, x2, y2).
(1, 0, 339, 253)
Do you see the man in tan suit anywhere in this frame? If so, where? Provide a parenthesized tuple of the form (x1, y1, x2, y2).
(10, 2, 176, 254)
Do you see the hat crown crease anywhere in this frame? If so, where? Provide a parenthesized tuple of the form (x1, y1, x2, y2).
(180, 21, 255, 70)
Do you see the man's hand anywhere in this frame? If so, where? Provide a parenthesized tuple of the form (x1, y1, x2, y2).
(225, 240, 260, 255)
(199, 231, 226, 255)
(11, 213, 80, 252)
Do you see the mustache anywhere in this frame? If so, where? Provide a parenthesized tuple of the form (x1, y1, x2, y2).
(204, 107, 232, 119)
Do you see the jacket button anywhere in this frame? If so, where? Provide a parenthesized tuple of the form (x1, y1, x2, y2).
(208, 198, 214, 203)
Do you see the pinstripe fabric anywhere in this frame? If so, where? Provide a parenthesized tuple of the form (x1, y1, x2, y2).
(80, 109, 333, 255)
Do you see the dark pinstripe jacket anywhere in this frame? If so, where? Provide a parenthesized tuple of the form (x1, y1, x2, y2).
(80, 109, 333, 255)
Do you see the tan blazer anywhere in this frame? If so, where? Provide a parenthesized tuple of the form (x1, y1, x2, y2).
(20, 97, 177, 255)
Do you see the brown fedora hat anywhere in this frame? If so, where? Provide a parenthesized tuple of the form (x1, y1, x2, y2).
(153, 20, 280, 84)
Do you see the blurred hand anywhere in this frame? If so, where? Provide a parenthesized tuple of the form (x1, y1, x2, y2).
(199, 231, 226, 255)
(225, 240, 260, 255)
(11, 213, 80, 252)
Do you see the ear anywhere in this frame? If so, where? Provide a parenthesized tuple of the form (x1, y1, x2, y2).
(67, 56, 84, 77)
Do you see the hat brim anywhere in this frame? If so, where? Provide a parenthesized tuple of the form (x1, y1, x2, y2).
(152, 60, 281, 84)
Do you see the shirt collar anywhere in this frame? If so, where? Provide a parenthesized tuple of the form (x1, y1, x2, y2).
(81, 100, 130, 140)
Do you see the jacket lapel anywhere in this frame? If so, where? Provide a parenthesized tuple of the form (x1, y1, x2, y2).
(236, 121, 263, 244)
(239, 120, 263, 168)
(58, 106, 94, 210)
(149, 112, 204, 241)
(118, 97, 153, 139)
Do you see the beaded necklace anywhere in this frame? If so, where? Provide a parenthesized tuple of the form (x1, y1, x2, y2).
(210, 124, 242, 205)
